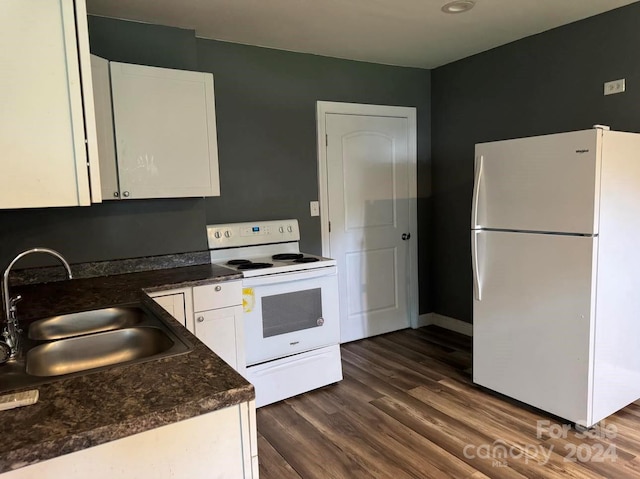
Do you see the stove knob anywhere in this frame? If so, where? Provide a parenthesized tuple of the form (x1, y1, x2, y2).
(287, 225, 293, 233)
(224, 231, 231, 238)
(214, 231, 222, 239)
(279, 227, 284, 233)
(317, 317, 324, 326)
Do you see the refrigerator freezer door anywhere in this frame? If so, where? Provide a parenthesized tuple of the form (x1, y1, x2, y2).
(473, 231, 597, 426)
(473, 130, 601, 235)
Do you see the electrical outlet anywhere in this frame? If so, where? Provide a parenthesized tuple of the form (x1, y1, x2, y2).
(310, 201, 320, 217)
(604, 79, 626, 96)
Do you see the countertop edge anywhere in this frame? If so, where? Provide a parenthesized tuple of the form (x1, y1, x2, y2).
(0, 264, 252, 474)
(2, 384, 255, 473)
(141, 271, 243, 293)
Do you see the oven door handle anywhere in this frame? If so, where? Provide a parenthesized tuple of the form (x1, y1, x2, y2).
(242, 267, 337, 287)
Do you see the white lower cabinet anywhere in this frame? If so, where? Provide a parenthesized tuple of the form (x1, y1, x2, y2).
(147, 281, 256, 476)
(194, 306, 243, 371)
(149, 287, 194, 332)
(192, 281, 246, 375)
(2, 401, 258, 479)
(150, 281, 245, 373)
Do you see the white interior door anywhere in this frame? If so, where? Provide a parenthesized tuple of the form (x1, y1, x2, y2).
(473, 230, 597, 425)
(320, 105, 416, 343)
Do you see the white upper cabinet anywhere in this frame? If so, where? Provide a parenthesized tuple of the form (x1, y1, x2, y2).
(0, 0, 101, 209)
(93, 60, 221, 200)
(91, 55, 119, 200)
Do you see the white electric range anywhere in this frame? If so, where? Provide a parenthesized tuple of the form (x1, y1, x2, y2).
(207, 219, 343, 407)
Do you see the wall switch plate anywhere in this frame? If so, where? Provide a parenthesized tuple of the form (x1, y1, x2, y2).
(604, 79, 625, 95)
(310, 201, 320, 217)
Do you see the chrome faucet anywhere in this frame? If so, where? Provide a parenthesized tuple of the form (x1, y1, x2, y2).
(1, 248, 73, 360)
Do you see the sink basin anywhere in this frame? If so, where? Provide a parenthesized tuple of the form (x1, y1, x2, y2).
(29, 307, 144, 340)
(0, 304, 191, 392)
(26, 327, 175, 377)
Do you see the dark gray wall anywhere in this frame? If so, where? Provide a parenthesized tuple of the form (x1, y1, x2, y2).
(0, 16, 433, 312)
(431, 2, 640, 323)
(194, 39, 432, 312)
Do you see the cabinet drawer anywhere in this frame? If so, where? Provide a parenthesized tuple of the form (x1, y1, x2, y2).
(193, 281, 242, 312)
(245, 345, 342, 408)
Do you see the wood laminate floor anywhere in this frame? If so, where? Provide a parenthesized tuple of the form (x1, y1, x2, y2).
(256, 326, 640, 479)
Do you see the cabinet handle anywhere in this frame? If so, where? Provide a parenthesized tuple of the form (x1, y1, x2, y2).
(123, 191, 130, 198)
(214, 285, 222, 292)
(197, 316, 204, 323)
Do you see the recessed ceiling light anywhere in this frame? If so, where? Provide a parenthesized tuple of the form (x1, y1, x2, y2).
(441, 0, 476, 14)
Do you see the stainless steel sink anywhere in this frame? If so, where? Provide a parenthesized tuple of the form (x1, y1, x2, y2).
(27, 327, 175, 377)
(0, 304, 191, 392)
(29, 307, 144, 340)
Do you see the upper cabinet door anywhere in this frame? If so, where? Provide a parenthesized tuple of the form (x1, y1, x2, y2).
(0, 0, 98, 208)
(473, 129, 601, 235)
(110, 62, 220, 199)
(91, 54, 119, 200)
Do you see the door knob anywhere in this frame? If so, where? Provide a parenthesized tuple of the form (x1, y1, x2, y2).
(402, 233, 411, 240)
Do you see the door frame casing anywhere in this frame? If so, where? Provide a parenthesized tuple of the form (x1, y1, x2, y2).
(316, 101, 419, 330)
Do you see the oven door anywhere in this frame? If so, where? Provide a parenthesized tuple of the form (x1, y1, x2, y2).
(242, 266, 339, 366)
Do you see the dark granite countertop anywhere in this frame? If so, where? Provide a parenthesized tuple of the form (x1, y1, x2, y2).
(0, 264, 251, 473)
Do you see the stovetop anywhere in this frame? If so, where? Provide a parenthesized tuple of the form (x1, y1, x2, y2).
(207, 220, 336, 278)
(214, 250, 336, 278)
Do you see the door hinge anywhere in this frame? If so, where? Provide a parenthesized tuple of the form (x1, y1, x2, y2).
(328, 221, 331, 233)
(325, 134, 328, 147)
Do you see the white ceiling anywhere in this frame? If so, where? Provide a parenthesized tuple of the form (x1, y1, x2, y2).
(86, 0, 638, 68)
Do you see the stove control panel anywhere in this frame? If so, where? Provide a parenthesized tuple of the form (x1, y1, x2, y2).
(207, 219, 300, 248)
(240, 225, 271, 236)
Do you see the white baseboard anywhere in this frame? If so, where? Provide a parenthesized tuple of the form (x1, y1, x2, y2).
(415, 313, 433, 328)
(416, 313, 473, 336)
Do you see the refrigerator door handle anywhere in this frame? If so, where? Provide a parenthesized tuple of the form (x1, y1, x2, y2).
(471, 155, 484, 228)
(472, 230, 482, 301)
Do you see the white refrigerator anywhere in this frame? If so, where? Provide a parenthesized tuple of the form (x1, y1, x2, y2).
(472, 127, 640, 428)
